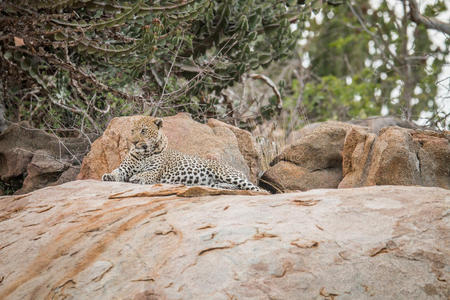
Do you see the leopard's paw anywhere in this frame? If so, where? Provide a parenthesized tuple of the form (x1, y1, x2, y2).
(129, 174, 145, 184)
(102, 173, 116, 182)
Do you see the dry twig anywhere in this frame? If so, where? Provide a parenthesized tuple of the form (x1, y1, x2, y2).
(248, 74, 282, 110)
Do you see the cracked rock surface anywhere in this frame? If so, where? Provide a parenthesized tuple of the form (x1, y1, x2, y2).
(0, 180, 449, 299)
(340, 126, 450, 189)
(262, 121, 449, 192)
(261, 121, 359, 192)
(0, 122, 90, 194)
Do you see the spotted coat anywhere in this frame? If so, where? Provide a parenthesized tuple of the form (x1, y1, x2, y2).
(102, 117, 261, 191)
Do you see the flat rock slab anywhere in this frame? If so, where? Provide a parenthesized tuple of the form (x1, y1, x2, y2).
(0, 180, 449, 299)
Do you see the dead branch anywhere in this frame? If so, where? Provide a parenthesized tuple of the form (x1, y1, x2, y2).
(152, 32, 185, 117)
(48, 94, 101, 133)
(248, 74, 282, 110)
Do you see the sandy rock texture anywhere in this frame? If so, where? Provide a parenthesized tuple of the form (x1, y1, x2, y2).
(261, 121, 358, 192)
(0, 122, 90, 194)
(348, 116, 417, 134)
(340, 127, 450, 189)
(78, 113, 262, 183)
(286, 116, 417, 145)
(207, 118, 263, 183)
(0, 180, 448, 299)
(263, 121, 449, 192)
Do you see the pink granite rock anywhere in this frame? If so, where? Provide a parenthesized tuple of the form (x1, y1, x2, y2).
(0, 181, 448, 299)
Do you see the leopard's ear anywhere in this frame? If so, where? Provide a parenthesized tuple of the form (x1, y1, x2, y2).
(154, 118, 163, 129)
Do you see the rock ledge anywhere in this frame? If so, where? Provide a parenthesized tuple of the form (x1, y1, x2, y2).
(0, 181, 449, 299)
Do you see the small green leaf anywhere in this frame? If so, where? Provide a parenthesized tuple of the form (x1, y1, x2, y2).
(54, 32, 66, 41)
(258, 53, 272, 65)
(248, 31, 257, 40)
(237, 63, 246, 75)
(3, 51, 12, 60)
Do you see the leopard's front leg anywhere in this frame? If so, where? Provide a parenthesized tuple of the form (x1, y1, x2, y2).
(102, 153, 141, 182)
(129, 170, 159, 185)
(102, 168, 127, 182)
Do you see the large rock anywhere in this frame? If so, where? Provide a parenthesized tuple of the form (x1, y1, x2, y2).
(348, 116, 417, 134)
(287, 116, 418, 144)
(339, 127, 377, 188)
(340, 126, 450, 189)
(78, 113, 262, 183)
(0, 181, 448, 299)
(261, 121, 357, 192)
(207, 118, 263, 182)
(261, 161, 342, 192)
(264, 120, 449, 192)
(0, 122, 90, 194)
(286, 122, 324, 145)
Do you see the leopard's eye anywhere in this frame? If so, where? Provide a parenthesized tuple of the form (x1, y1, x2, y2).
(141, 128, 147, 134)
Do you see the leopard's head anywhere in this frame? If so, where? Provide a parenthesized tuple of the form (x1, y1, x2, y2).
(130, 117, 168, 155)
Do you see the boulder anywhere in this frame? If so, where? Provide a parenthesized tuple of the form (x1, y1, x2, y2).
(0, 181, 448, 299)
(286, 122, 323, 145)
(0, 122, 90, 194)
(78, 113, 261, 183)
(207, 118, 263, 182)
(339, 127, 377, 188)
(348, 116, 417, 134)
(19, 150, 69, 194)
(261, 121, 358, 192)
(286, 116, 418, 145)
(261, 161, 342, 192)
(340, 126, 450, 189)
(264, 120, 449, 192)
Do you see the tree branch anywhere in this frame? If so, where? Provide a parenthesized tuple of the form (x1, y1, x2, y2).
(248, 74, 282, 110)
(406, 0, 450, 35)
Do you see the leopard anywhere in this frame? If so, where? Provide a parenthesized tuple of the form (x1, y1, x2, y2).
(102, 117, 261, 191)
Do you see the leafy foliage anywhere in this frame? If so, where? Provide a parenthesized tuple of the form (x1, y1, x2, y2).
(284, 0, 449, 128)
(0, 0, 308, 135)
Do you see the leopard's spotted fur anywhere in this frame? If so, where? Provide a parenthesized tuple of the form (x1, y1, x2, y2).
(102, 117, 261, 191)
